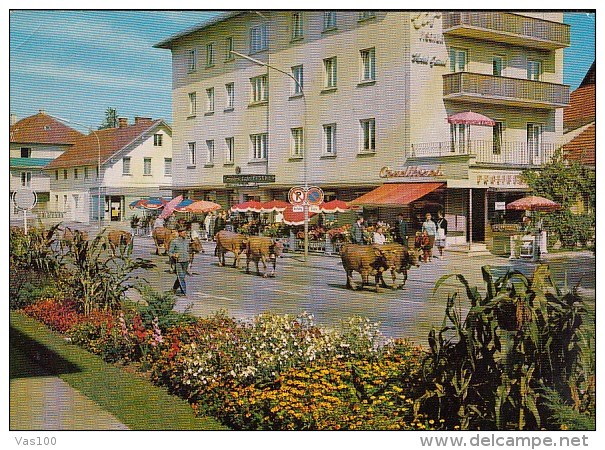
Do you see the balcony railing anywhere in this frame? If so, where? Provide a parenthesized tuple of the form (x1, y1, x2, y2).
(408, 141, 558, 166)
(443, 12, 570, 50)
(443, 72, 570, 109)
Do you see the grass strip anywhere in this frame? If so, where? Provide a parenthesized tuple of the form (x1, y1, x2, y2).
(10, 311, 228, 430)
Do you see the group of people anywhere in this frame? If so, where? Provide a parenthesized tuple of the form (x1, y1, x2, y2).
(350, 211, 448, 263)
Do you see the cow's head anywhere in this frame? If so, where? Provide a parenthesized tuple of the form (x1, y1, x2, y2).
(408, 249, 420, 267)
(270, 239, 284, 258)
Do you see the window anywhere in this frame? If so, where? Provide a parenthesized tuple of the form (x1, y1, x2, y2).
(493, 122, 504, 155)
(154, 134, 163, 146)
(324, 57, 337, 88)
(63, 195, 68, 211)
(225, 37, 234, 60)
(291, 128, 304, 157)
(527, 60, 541, 81)
(323, 124, 336, 155)
(359, 11, 376, 21)
(360, 48, 376, 82)
(251, 75, 268, 103)
(250, 24, 268, 53)
(360, 119, 376, 152)
(96, 166, 99, 179)
(63, 169, 68, 179)
(188, 142, 197, 166)
(291, 65, 303, 95)
(492, 56, 505, 77)
(144, 157, 152, 175)
(450, 124, 467, 153)
(20, 171, 31, 187)
(20, 147, 31, 158)
(122, 157, 131, 175)
(206, 87, 215, 113)
(226, 83, 235, 109)
(225, 137, 234, 163)
(74, 168, 78, 179)
(527, 123, 543, 162)
(291, 12, 303, 40)
(449, 48, 467, 72)
(206, 140, 215, 164)
(206, 43, 215, 67)
(250, 133, 268, 160)
(164, 158, 172, 176)
(324, 11, 337, 30)
(84, 167, 89, 179)
(188, 92, 197, 116)
(54, 170, 58, 180)
(186, 49, 197, 72)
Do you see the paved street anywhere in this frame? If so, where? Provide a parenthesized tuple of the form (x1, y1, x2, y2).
(127, 233, 595, 343)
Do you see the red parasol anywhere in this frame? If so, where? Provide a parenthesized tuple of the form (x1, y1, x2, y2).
(282, 204, 316, 226)
(231, 200, 263, 213)
(447, 111, 496, 126)
(175, 200, 222, 214)
(506, 196, 561, 212)
(260, 200, 289, 212)
(320, 200, 350, 213)
(159, 195, 183, 219)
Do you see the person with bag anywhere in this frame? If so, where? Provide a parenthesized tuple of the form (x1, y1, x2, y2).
(168, 226, 191, 296)
(435, 211, 448, 259)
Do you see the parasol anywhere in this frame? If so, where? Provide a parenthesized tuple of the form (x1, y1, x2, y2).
(260, 200, 289, 212)
(129, 198, 167, 210)
(159, 195, 183, 219)
(506, 196, 561, 212)
(282, 204, 316, 226)
(320, 200, 350, 213)
(447, 111, 496, 126)
(231, 200, 264, 213)
(175, 200, 222, 214)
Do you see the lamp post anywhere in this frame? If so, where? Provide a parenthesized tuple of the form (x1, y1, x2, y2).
(230, 50, 310, 261)
(49, 114, 102, 231)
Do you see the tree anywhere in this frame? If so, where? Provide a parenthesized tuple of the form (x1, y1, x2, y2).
(98, 107, 119, 130)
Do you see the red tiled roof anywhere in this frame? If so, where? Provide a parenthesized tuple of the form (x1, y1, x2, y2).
(47, 119, 164, 169)
(563, 123, 595, 167)
(564, 84, 595, 132)
(10, 111, 84, 145)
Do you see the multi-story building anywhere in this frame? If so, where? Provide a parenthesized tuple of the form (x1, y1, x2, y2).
(46, 117, 173, 224)
(10, 110, 83, 217)
(156, 11, 569, 249)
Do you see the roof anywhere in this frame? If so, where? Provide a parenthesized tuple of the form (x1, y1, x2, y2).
(349, 183, 445, 207)
(10, 111, 84, 145)
(154, 11, 244, 49)
(563, 123, 595, 167)
(10, 157, 54, 169)
(564, 84, 595, 132)
(46, 119, 168, 169)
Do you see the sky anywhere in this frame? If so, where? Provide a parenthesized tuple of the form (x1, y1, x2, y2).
(8, 9, 596, 131)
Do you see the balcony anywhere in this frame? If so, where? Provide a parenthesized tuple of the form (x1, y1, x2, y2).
(443, 12, 570, 50)
(407, 140, 558, 166)
(443, 72, 570, 109)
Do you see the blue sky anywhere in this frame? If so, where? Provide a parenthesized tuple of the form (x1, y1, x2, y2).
(9, 10, 596, 130)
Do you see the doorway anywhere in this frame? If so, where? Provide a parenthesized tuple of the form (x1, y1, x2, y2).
(110, 196, 122, 221)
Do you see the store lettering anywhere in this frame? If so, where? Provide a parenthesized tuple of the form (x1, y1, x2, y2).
(412, 53, 446, 67)
(411, 12, 442, 30)
(476, 174, 523, 186)
(380, 165, 445, 179)
(419, 32, 444, 45)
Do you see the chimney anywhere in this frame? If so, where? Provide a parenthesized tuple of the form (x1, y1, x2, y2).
(134, 116, 152, 125)
(118, 117, 128, 128)
(10, 113, 18, 126)
(39, 109, 46, 115)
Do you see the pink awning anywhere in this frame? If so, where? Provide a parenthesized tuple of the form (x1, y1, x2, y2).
(447, 111, 496, 127)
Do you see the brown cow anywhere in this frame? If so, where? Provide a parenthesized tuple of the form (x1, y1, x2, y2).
(107, 230, 133, 255)
(152, 227, 178, 255)
(373, 243, 419, 289)
(340, 244, 389, 292)
(61, 227, 89, 244)
(215, 230, 248, 268)
(245, 236, 284, 277)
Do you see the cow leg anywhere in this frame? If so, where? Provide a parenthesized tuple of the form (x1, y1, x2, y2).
(345, 270, 355, 290)
(269, 256, 276, 277)
(245, 254, 251, 273)
(399, 269, 408, 288)
(261, 256, 268, 278)
(234, 252, 240, 269)
(256, 258, 262, 277)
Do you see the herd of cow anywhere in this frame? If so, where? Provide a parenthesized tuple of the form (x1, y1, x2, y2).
(58, 226, 420, 292)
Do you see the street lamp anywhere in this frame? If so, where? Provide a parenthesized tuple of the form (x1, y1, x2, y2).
(48, 114, 102, 231)
(230, 50, 310, 261)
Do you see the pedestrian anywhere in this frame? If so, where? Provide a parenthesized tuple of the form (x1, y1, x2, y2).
(168, 226, 191, 296)
(414, 231, 423, 261)
(395, 213, 409, 246)
(373, 226, 387, 245)
(435, 211, 448, 259)
(214, 211, 226, 238)
(153, 215, 165, 229)
(188, 221, 204, 273)
(204, 212, 213, 240)
(420, 230, 432, 263)
(421, 212, 437, 261)
(350, 216, 365, 244)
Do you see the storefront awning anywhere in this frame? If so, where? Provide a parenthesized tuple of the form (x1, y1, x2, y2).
(349, 182, 445, 207)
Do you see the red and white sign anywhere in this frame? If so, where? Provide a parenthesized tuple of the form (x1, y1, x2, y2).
(288, 186, 306, 205)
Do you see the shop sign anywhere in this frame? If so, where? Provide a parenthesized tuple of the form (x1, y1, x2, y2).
(411, 12, 442, 30)
(411, 53, 446, 67)
(379, 165, 445, 179)
(419, 31, 444, 45)
(224, 174, 276, 184)
(495, 201, 506, 211)
(475, 174, 525, 188)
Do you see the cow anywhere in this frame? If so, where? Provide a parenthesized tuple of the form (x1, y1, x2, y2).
(107, 230, 133, 256)
(60, 227, 89, 245)
(215, 230, 248, 268)
(340, 244, 389, 292)
(373, 243, 419, 289)
(245, 236, 284, 277)
(152, 227, 178, 256)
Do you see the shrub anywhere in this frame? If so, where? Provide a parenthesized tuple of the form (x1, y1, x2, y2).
(9, 224, 63, 275)
(22, 298, 83, 333)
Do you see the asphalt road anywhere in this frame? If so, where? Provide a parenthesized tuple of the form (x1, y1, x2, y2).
(128, 234, 595, 344)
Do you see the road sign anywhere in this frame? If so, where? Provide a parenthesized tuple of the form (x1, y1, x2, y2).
(306, 186, 324, 205)
(12, 189, 37, 211)
(309, 205, 321, 213)
(288, 186, 306, 205)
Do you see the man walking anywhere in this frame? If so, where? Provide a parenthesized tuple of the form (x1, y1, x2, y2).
(395, 213, 409, 246)
(350, 216, 366, 245)
(168, 226, 190, 296)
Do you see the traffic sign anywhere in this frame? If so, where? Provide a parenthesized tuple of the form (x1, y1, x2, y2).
(309, 205, 321, 213)
(306, 186, 324, 205)
(13, 189, 37, 211)
(288, 186, 306, 205)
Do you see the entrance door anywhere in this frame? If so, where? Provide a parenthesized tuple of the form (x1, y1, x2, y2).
(471, 189, 485, 242)
(110, 196, 122, 221)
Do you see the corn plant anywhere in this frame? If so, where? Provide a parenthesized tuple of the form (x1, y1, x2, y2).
(415, 265, 592, 430)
